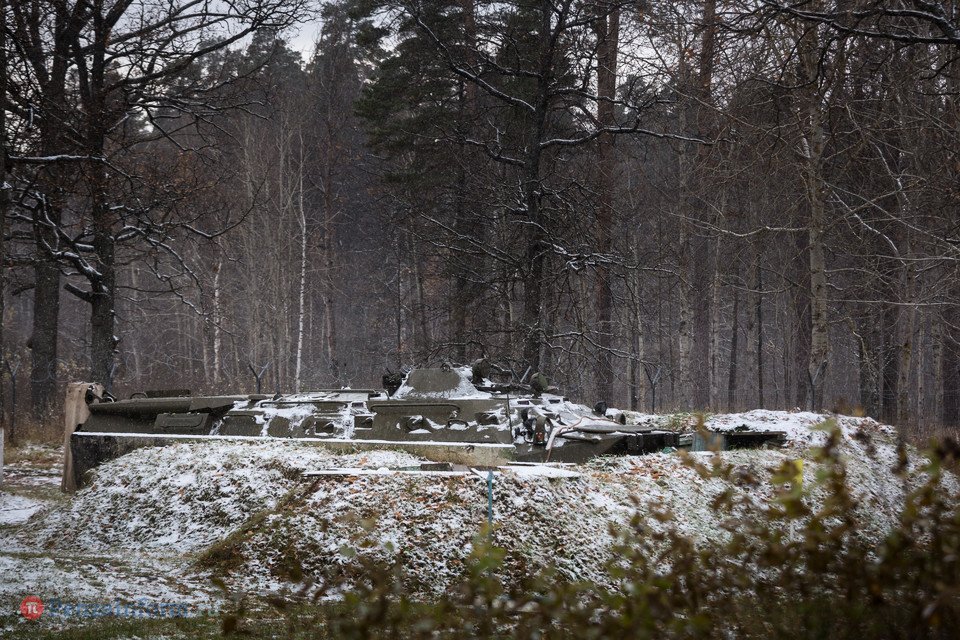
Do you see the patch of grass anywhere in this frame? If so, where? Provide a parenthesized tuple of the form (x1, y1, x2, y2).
(4, 409, 65, 446)
(4, 599, 450, 640)
(904, 424, 960, 473)
(194, 481, 313, 573)
(662, 412, 706, 432)
(905, 422, 960, 447)
(193, 508, 271, 573)
(3, 614, 222, 639)
(6, 482, 68, 506)
(3, 443, 63, 468)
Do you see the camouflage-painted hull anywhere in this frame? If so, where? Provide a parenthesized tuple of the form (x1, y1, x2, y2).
(65, 368, 782, 489)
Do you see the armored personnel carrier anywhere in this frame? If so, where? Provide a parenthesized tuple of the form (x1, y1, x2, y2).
(63, 366, 783, 489)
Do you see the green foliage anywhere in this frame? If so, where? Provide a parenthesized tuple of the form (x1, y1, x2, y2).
(4, 614, 222, 640)
(222, 421, 960, 639)
(352, 0, 468, 179)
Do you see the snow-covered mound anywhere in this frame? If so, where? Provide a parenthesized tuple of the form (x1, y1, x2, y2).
(19, 411, 954, 597)
(26, 442, 425, 553)
(704, 409, 896, 448)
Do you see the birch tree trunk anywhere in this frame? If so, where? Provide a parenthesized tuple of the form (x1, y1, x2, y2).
(798, 26, 830, 411)
(0, 0, 6, 429)
(212, 253, 223, 387)
(294, 130, 308, 393)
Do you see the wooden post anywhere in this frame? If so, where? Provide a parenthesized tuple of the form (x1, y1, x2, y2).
(61, 382, 103, 492)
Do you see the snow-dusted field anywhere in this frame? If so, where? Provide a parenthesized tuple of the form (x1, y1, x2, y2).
(0, 411, 950, 631)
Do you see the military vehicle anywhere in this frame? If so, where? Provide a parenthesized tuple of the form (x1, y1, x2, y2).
(63, 365, 784, 490)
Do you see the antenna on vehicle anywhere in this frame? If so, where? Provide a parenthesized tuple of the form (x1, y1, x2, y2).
(248, 361, 270, 394)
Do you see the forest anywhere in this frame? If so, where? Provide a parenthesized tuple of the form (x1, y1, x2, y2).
(1, 0, 958, 438)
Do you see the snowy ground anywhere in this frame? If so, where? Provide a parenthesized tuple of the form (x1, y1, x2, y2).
(0, 411, 952, 633)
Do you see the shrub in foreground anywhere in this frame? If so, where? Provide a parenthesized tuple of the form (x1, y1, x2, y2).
(223, 421, 960, 639)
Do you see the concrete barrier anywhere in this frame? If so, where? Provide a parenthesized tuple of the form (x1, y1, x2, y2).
(62, 383, 103, 492)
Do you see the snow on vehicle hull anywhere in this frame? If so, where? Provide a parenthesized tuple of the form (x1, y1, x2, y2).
(63, 367, 784, 489)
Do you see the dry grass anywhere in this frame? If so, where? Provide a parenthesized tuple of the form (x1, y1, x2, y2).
(2, 409, 65, 447)
(904, 422, 960, 448)
(2, 441, 63, 467)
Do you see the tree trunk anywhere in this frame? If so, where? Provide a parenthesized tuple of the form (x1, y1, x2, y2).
(20, 2, 74, 417)
(519, 2, 553, 374)
(450, 151, 470, 364)
(411, 240, 430, 362)
(677, 254, 693, 408)
(87, 25, 117, 388)
(30, 133, 67, 415)
(709, 264, 723, 409)
(90, 227, 117, 388)
(915, 316, 926, 428)
(755, 254, 765, 407)
(212, 254, 223, 387)
(0, 0, 6, 429)
(799, 25, 830, 411)
(691, 0, 717, 411)
(321, 117, 339, 381)
(942, 293, 960, 427)
(593, 5, 620, 403)
(727, 288, 740, 412)
(30, 260, 60, 413)
(896, 296, 917, 427)
(855, 316, 881, 418)
(881, 303, 900, 424)
(745, 251, 759, 409)
(294, 131, 307, 392)
(129, 267, 143, 382)
(629, 277, 644, 411)
(451, 0, 478, 364)
(394, 238, 404, 367)
(803, 134, 829, 412)
(932, 314, 944, 427)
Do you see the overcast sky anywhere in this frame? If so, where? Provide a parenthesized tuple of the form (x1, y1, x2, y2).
(288, 20, 323, 59)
